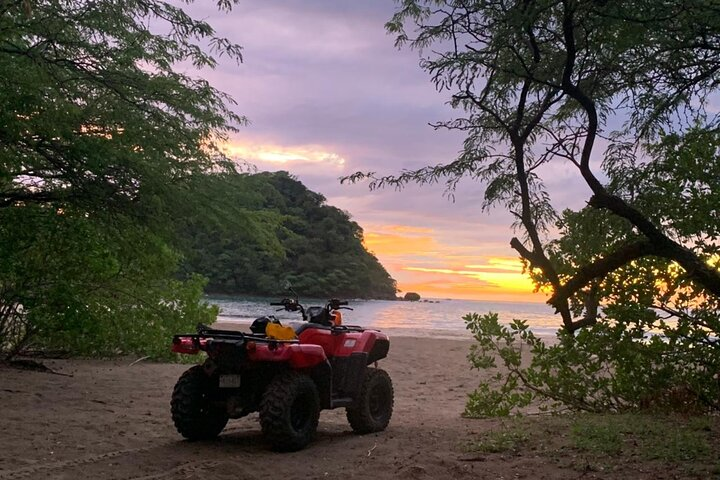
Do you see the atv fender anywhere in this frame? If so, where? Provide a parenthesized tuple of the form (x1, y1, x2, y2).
(334, 331, 390, 361)
(248, 343, 327, 369)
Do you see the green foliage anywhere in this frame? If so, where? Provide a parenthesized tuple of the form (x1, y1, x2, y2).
(570, 419, 623, 457)
(465, 423, 528, 454)
(0, 206, 216, 360)
(570, 414, 712, 462)
(178, 171, 398, 300)
(0, 0, 244, 216)
(464, 414, 719, 476)
(464, 313, 537, 416)
(459, 116, 720, 419)
(0, 0, 247, 360)
(606, 128, 720, 244)
(464, 312, 720, 416)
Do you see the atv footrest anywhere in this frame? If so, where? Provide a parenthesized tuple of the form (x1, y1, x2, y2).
(330, 397, 353, 408)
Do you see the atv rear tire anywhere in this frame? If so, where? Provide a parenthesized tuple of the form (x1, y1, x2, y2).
(171, 365, 228, 441)
(259, 371, 320, 451)
(346, 368, 393, 434)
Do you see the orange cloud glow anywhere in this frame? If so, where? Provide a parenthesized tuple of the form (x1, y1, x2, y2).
(403, 266, 536, 293)
(363, 231, 439, 256)
(223, 142, 346, 167)
(466, 257, 529, 272)
(398, 280, 539, 303)
(362, 224, 544, 302)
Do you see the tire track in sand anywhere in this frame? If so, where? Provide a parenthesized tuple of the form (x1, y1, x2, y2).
(0, 447, 152, 480)
(0, 427, 254, 480)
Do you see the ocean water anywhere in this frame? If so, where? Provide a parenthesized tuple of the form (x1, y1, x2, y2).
(207, 295, 562, 340)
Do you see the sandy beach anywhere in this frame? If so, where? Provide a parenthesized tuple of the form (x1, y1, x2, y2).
(0, 334, 709, 479)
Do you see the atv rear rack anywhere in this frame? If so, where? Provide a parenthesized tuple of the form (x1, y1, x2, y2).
(196, 323, 301, 342)
(172, 323, 375, 355)
(171, 324, 300, 355)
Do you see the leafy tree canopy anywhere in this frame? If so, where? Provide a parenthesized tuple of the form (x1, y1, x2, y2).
(0, 0, 248, 360)
(1, 0, 245, 218)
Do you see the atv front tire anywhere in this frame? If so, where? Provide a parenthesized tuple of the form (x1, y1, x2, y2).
(171, 365, 229, 441)
(346, 368, 393, 434)
(259, 371, 320, 451)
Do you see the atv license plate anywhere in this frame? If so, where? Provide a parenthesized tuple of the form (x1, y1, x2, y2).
(219, 374, 241, 388)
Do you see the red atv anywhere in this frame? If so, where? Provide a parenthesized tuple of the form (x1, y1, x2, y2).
(170, 294, 393, 451)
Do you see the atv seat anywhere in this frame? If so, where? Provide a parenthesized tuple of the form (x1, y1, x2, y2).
(289, 321, 332, 336)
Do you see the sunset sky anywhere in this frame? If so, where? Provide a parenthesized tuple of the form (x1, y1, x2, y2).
(186, 1, 588, 302)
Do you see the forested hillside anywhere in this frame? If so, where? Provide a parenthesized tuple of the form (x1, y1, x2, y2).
(178, 171, 397, 300)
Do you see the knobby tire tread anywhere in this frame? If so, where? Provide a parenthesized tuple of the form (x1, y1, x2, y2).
(259, 371, 320, 451)
(346, 368, 394, 434)
(171, 365, 228, 441)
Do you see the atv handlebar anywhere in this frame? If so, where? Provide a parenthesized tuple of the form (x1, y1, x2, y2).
(328, 298, 350, 310)
(269, 298, 304, 315)
(269, 296, 353, 322)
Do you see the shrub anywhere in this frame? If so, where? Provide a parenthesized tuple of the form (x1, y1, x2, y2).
(464, 312, 720, 416)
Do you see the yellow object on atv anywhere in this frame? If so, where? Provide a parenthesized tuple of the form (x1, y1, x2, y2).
(265, 322, 297, 340)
